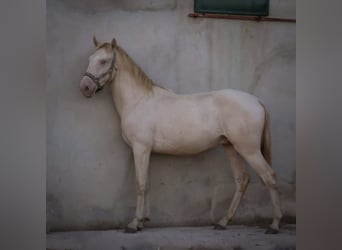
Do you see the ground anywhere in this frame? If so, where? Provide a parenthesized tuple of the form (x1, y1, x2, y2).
(47, 224, 296, 250)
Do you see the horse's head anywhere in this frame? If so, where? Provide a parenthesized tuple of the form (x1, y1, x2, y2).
(80, 36, 117, 98)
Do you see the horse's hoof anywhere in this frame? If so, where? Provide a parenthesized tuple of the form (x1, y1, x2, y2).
(137, 227, 142, 231)
(264, 227, 279, 234)
(124, 227, 137, 233)
(213, 224, 226, 230)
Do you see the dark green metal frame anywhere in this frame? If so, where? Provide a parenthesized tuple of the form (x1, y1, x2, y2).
(194, 0, 269, 17)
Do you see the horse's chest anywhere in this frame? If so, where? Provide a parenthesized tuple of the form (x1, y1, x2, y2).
(121, 131, 130, 145)
(120, 117, 154, 146)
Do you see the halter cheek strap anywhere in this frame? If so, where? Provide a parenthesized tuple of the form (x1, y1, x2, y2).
(84, 52, 117, 93)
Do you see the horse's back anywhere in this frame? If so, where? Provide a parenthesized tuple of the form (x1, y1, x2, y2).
(157, 89, 263, 122)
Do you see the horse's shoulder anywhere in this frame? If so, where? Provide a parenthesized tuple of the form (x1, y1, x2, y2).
(121, 113, 155, 145)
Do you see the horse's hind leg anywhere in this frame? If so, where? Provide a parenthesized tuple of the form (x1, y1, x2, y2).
(238, 149, 282, 234)
(214, 145, 250, 230)
(144, 180, 150, 221)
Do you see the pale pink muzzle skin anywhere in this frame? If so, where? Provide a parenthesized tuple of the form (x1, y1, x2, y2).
(80, 76, 97, 97)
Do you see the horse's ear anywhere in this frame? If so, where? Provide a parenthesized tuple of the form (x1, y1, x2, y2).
(111, 37, 117, 49)
(93, 35, 99, 47)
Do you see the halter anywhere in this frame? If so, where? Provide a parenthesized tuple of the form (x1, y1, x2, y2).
(84, 52, 117, 93)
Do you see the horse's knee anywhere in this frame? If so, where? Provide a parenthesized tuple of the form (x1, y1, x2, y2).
(136, 185, 146, 195)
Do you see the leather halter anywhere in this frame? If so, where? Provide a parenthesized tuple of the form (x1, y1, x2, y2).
(84, 52, 117, 93)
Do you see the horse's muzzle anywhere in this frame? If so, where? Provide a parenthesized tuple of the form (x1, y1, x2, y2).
(80, 77, 97, 98)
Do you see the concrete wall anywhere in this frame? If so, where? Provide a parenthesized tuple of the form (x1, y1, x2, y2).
(47, 0, 296, 231)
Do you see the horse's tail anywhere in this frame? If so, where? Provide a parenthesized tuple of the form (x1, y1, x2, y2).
(259, 101, 272, 166)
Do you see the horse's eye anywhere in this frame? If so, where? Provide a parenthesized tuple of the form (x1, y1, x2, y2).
(100, 60, 107, 65)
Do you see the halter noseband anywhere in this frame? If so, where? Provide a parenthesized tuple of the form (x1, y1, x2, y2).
(84, 52, 117, 93)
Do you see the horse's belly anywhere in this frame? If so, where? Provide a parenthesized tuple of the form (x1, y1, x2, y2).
(150, 99, 225, 155)
(152, 130, 222, 155)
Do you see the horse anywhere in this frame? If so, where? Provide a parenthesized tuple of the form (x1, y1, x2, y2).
(79, 36, 282, 234)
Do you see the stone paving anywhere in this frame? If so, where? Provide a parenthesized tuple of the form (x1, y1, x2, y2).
(47, 224, 295, 250)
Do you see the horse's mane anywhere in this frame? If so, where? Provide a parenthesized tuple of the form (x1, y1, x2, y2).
(114, 45, 171, 92)
(96, 42, 170, 92)
(115, 46, 154, 91)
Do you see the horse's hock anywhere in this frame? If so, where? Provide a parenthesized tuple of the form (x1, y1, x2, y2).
(47, 0, 295, 231)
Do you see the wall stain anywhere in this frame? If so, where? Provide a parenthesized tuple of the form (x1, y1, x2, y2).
(250, 45, 295, 94)
(46, 193, 64, 229)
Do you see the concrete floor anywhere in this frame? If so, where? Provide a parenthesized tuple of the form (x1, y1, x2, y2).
(47, 224, 296, 250)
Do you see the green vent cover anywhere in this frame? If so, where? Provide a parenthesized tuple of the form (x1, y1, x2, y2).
(194, 0, 269, 16)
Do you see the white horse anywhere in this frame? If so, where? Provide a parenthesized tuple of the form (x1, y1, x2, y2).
(79, 37, 282, 234)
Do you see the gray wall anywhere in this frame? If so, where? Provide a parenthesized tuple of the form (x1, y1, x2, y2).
(47, 0, 296, 231)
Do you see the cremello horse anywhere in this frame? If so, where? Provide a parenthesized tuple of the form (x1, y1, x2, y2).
(79, 37, 282, 234)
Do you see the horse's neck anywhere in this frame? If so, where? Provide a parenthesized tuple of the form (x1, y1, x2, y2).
(111, 69, 151, 118)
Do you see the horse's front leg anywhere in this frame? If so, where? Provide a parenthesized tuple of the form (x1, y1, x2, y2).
(143, 174, 151, 221)
(125, 143, 151, 233)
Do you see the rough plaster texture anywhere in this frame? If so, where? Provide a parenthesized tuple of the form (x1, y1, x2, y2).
(47, 0, 296, 231)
